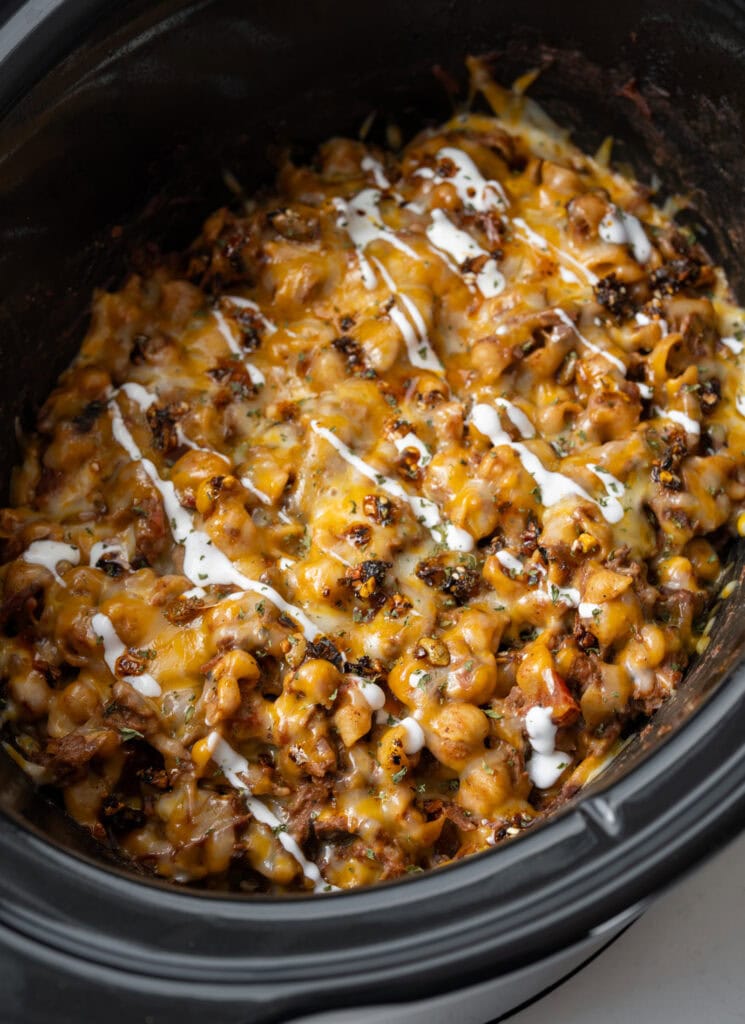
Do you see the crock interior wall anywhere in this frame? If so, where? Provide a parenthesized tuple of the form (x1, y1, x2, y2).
(1, 0, 745, 872)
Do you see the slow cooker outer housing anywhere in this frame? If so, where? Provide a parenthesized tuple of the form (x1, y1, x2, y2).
(2, 1, 745, 1021)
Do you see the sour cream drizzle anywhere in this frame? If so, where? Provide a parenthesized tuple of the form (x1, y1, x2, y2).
(393, 431, 431, 467)
(525, 705, 570, 788)
(212, 309, 266, 386)
(599, 206, 652, 264)
(310, 420, 474, 552)
(493, 397, 535, 438)
(91, 611, 161, 697)
(206, 731, 336, 892)
(579, 602, 602, 618)
(495, 549, 524, 575)
(399, 716, 426, 754)
(361, 154, 392, 191)
(22, 540, 80, 586)
(552, 307, 627, 376)
(352, 676, 386, 711)
(635, 311, 668, 337)
(653, 406, 701, 436)
(416, 146, 508, 212)
(587, 465, 625, 524)
(109, 398, 320, 639)
(471, 403, 622, 524)
(512, 217, 599, 286)
(333, 189, 419, 290)
(541, 583, 580, 608)
(372, 257, 443, 372)
(426, 209, 505, 298)
(721, 336, 744, 355)
(121, 381, 157, 411)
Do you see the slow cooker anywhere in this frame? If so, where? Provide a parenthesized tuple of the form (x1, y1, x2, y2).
(2, 2, 745, 1021)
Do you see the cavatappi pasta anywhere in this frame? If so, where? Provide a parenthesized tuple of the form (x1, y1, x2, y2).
(2, 59, 745, 892)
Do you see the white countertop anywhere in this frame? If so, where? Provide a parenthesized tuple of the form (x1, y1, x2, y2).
(511, 827, 745, 1023)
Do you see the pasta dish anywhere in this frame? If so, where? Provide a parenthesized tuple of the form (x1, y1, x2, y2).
(2, 59, 744, 892)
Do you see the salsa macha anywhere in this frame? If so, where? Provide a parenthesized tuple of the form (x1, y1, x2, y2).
(2, 59, 745, 893)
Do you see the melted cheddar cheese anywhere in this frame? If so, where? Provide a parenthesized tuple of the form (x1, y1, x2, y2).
(2, 61, 745, 892)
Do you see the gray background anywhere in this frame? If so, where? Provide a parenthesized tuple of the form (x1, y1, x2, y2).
(511, 829, 745, 1023)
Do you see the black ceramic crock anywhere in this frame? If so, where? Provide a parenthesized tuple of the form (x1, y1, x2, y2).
(2, 2, 745, 1022)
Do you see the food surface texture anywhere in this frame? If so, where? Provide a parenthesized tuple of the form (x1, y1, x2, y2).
(2, 59, 745, 892)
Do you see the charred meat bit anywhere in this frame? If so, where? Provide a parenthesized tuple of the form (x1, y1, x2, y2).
(96, 556, 125, 578)
(304, 636, 344, 671)
(345, 655, 386, 680)
(115, 649, 154, 677)
(415, 557, 446, 589)
(651, 433, 688, 491)
(343, 560, 392, 600)
(101, 794, 147, 834)
(344, 523, 372, 548)
(442, 565, 481, 605)
(415, 558, 480, 605)
(163, 595, 206, 625)
(146, 401, 190, 453)
(699, 377, 721, 414)
(332, 335, 367, 374)
(594, 272, 634, 320)
(73, 400, 107, 434)
(649, 256, 714, 295)
(207, 358, 257, 404)
(363, 494, 395, 525)
(223, 304, 265, 352)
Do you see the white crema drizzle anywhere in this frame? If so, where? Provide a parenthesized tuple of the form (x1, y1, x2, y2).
(599, 205, 652, 264)
(393, 431, 432, 467)
(372, 257, 444, 373)
(91, 611, 161, 697)
(493, 397, 535, 439)
(587, 465, 625, 524)
(22, 540, 80, 586)
(351, 675, 386, 711)
(426, 209, 505, 298)
(223, 294, 277, 336)
(212, 309, 266, 386)
(360, 154, 392, 191)
(206, 731, 337, 892)
(512, 217, 599, 286)
(525, 705, 570, 788)
(416, 146, 508, 212)
(653, 406, 701, 436)
(551, 307, 627, 376)
(108, 398, 319, 639)
(333, 188, 418, 290)
(470, 403, 624, 525)
(310, 421, 474, 552)
(721, 336, 744, 355)
(495, 549, 524, 575)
